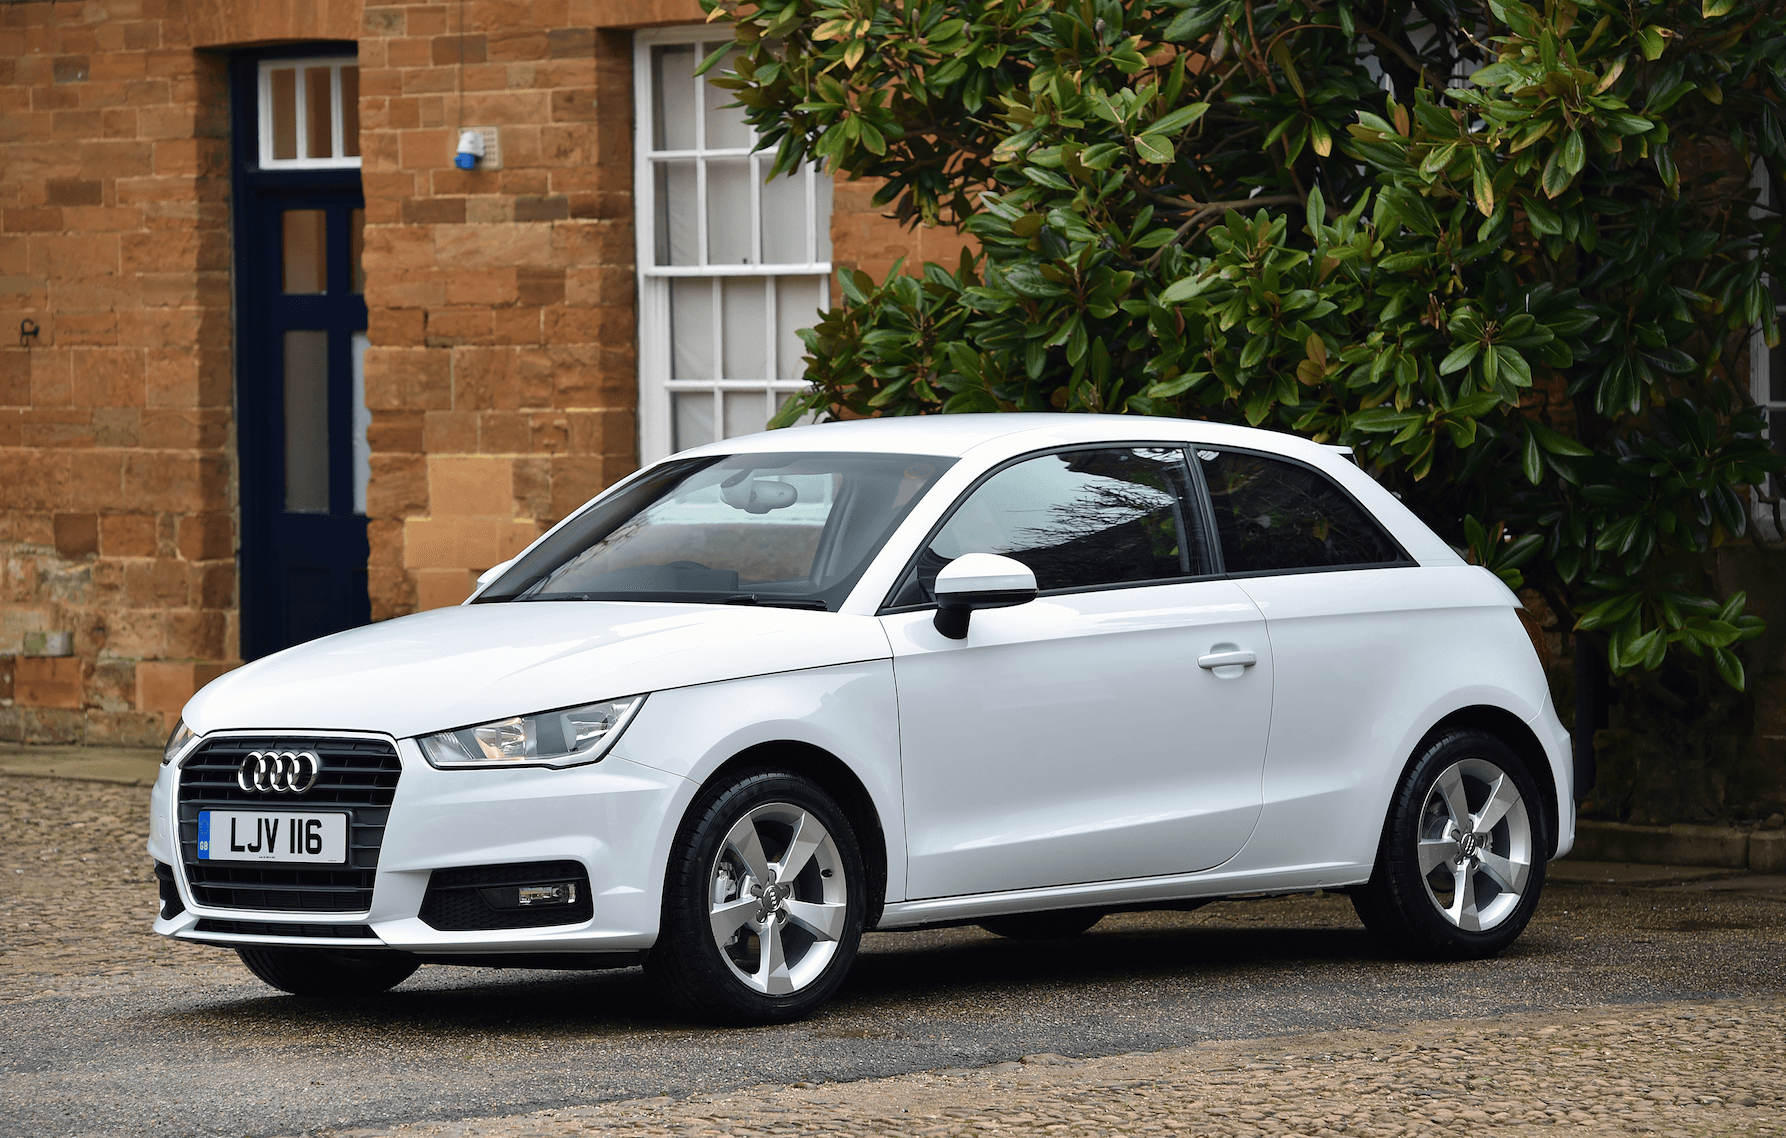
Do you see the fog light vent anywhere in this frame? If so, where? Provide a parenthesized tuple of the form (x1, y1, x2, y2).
(420, 860, 593, 931)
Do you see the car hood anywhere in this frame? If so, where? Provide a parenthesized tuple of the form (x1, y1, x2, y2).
(183, 602, 893, 739)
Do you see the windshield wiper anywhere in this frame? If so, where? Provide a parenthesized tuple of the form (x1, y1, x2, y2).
(720, 595, 830, 611)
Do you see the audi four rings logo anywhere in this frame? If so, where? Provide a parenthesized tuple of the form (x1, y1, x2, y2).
(237, 751, 322, 794)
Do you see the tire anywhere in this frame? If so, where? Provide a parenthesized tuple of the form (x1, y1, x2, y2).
(978, 909, 1105, 940)
(646, 769, 866, 1025)
(236, 947, 419, 997)
(1352, 730, 1547, 960)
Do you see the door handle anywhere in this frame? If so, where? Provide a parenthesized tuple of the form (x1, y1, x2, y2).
(1197, 650, 1257, 670)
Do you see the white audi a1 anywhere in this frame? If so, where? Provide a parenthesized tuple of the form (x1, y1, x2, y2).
(150, 413, 1574, 1023)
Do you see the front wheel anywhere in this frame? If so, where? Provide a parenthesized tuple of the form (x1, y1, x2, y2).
(236, 947, 419, 996)
(1352, 730, 1546, 960)
(647, 770, 866, 1024)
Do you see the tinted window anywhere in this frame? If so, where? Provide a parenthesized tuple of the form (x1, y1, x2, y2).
(890, 448, 1210, 605)
(479, 452, 953, 610)
(1199, 450, 1407, 574)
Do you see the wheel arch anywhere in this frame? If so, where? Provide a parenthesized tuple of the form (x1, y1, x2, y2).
(697, 740, 889, 931)
(1420, 704, 1560, 859)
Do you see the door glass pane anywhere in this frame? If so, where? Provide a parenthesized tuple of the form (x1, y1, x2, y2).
(1771, 337, 1786, 403)
(1199, 451, 1406, 573)
(917, 449, 1203, 596)
(304, 66, 334, 159)
(702, 44, 752, 150)
(670, 278, 714, 380)
(339, 66, 360, 157)
(651, 45, 697, 151)
(761, 168, 809, 265)
(282, 210, 327, 294)
(352, 331, 371, 516)
(654, 161, 698, 266)
(721, 277, 767, 379)
(707, 158, 753, 265)
(284, 330, 331, 514)
(673, 391, 715, 452)
(268, 68, 298, 160)
(722, 392, 766, 440)
(775, 276, 821, 381)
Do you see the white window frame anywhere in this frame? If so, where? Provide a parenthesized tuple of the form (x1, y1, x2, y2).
(633, 26, 832, 464)
(258, 57, 361, 171)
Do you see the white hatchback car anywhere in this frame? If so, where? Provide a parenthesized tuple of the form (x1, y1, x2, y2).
(151, 414, 1574, 1022)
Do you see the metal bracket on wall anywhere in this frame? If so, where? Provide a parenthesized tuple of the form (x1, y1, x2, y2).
(19, 318, 40, 348)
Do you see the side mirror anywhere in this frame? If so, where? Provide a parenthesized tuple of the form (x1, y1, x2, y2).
(932, 554, 1038, 640)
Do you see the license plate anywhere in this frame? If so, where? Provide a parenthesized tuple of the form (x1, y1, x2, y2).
(197, 810, 348, 864)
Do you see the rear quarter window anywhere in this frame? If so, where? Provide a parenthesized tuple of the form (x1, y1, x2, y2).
(1198, 449, 1411, 574)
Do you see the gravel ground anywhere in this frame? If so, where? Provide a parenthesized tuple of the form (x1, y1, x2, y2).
(299, 1002, 1785, 1138)
(2, 774, 1783, 1138)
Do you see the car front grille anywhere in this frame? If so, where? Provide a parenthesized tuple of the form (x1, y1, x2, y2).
(177, 735, 401, 913)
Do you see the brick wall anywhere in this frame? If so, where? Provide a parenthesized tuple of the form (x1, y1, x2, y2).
(0, 0, 951, 745)
(1, 0, 236, 746)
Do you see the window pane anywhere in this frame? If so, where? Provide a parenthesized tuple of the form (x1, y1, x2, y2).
(673, 391, 715, 452)
(723, 391, 767, 440)
(654, 160, 699, 266)
(351, 331, 370, 515)
(304, 66, 334, 159)
(284, 331, 331, 514)
(922, 449, 1201, 594)
(760, 167, 809, 265)
(349, 208, 365, 293)
(268, 68, 298, 161)
(670, 278, 714, 380)
(775, 275, 821, 381)
(812, 165, 833, 261)
(1200, 451, 1405, 573)
(282, 210, 327, 294)
(339, 66, 360, 157)
(707, 158, 753, 265)
(702, 44, 752, 150)
(651, 44, 697, 151)
(721, 277, 768, 379)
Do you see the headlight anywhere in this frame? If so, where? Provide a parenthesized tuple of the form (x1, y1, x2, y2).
(417, 695, 645, 769)
(162, 719, 196, 765)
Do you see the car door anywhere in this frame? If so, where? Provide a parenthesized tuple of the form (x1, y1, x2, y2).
(880, 446, 1273, 900)
(1194, 448, 1433, 863)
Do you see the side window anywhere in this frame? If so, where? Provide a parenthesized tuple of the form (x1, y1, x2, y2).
(1199, 450, 1408, 574)
(891, 448, 1211, 605)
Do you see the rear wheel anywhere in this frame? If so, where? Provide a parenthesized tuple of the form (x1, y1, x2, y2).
(1353, 730, 1546, 959)
(978, 909, 1105, 940)
(235, 947, 419, 996)
(647, 770, 865, 1024)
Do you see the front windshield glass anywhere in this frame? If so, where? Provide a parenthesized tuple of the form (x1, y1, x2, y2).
(476, 451, 955, 610)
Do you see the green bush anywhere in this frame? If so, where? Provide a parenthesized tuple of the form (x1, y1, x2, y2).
(711, 0, 1786, 688)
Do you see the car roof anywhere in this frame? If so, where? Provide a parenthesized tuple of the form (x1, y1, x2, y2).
(678, 412, 1342, 465)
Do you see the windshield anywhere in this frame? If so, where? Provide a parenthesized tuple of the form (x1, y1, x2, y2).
(476, 451, 955, 610)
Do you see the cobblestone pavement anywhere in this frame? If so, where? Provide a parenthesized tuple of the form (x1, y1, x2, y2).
(295, 1002, 1785, 1138)
(3, 774, 1783, 1138)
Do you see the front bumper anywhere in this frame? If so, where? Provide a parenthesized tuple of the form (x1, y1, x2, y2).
(151, 735, 691, 954)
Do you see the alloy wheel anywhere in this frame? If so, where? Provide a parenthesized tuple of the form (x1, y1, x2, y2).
(707, 802, 849, 995)
(1416, 756, 1534, 932)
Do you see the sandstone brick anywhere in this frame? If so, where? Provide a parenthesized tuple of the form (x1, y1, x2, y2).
(413, 566, 475, 610)
(135, 659, 237, 717)
(16, 655, 84, 709)
(368, 410, 426, 453)
(425, 307, 494, 347)
(423, 410, 478, 452)
(367, 453, 429, 519)
(177, 513, 232, 561)
(53, 512, 97, 558)
(100, 513, 157, 557)
(363, 346, 451, 410)
(427, 454, 513, 517)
